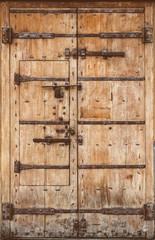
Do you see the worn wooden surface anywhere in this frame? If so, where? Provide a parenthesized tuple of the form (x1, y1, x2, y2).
(0, 1, 154, 239)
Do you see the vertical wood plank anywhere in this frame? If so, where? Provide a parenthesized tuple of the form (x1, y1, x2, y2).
(1, 1, 10, 238)
(145, 3, 154, 239)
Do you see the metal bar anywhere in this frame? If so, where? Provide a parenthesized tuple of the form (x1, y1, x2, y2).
(12, 32, 76, 39)
(10, 9, 77, 13)
(83, 51, 125, 57)
(19, 76, 69, 82)
(14, 208, 78, 215)
(33, 137, 70, 144)
(12, 207, 144, 215)
(19, 121, 69, 125)
(78, 9, 144, 13)
(79, 208, 144, 215)
(78, 165, 146, 169)
(78, 121, 145, 125)
(79, 32, 143, 38)
(14, 161, 69, 173)
(78, 77, 145, 81)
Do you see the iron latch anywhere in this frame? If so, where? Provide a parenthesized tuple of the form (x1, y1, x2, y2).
(2, 27, 12, 44)
(143, 27, 153, 43)
(65, 48, 125, 59)
(33, 136, 70, 145)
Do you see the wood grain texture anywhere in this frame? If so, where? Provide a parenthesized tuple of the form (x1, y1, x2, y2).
(1, 2, 11, 238)
(0, 1, 154, 239)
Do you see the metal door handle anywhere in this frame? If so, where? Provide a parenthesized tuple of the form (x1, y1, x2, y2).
(33, 136, 70, 145)
(65, 48, 125, 59)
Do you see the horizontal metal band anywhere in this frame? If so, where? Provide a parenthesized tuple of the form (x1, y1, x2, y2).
(79, 165, 146, 169)
(79, 32, 143, 38)
(78, 77, 145, 81)
(10, 9, 144, 14)
(80, 208, 144, 215)
(14, 161, 69, 173)
(10, 9, 77, 14)
(19, 120, 69, 125)
(13, 208, 144, 215)
(13, 207, 144, 215)
(33, 137, 70, 145)
(12, 32, 143, 40)
(78, 121, 145, 125)
(19, 76, 69, 82)
(14, 208, 77, 215)
(78, 9, 144, 13)
(3, 203, 153, 220)
(13, 32, 76, 39)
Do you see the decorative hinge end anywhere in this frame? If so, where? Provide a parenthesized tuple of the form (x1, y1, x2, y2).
(2, 203, 13, 220)
(143, 27, 153, 43)
(2, 27, 12, 44)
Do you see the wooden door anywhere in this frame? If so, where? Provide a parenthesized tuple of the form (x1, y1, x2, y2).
(1, 3, 154, 239)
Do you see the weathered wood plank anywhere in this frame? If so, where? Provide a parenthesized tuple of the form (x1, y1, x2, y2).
(1, 1, 10, 238)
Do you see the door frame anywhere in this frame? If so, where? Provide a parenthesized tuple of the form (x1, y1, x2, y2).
(0, 1, 154, 239)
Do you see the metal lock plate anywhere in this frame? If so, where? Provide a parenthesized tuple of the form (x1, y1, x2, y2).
(54, 87, 64, 98)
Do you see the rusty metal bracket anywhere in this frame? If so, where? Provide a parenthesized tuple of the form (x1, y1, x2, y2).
(2, 27, 12, 44)
(2, 203, 13, 220)
(143, 27, 153, 43)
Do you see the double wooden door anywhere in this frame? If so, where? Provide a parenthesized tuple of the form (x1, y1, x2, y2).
(1, 4, 154, 239)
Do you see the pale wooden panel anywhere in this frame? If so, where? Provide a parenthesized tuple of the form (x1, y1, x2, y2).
(144, 4, 154, 238)
(12, 216, 44, 238)
(45, 125, 69, 165)
(20, 61, 69, 121)
(78, 81, 144, 121)
(78, 38, 144, 78)
(78, 11, 144, 33)
(1, 2, 11, 238)
(79, 169, 145, 209)
(10, 10, 76, 34)
(45, 169, 69, 186)
(45, 214, 77, 238)
(112, 81, 144, 121)
(78, 125, 145, 165)
(79, 214, 146, 238)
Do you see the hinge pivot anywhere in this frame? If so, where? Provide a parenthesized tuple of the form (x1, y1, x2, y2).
(2, 203, 13, 220)
(2, 27, 12, 44)
(144, 203, 154, 220)
(78, 135, 83, 145)
(14, 73, 20, 85)
(143, 27, 153, 43)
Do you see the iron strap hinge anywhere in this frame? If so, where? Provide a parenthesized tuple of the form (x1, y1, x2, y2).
(1, 203, 155, 221)
(2, 27, 153, 44)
